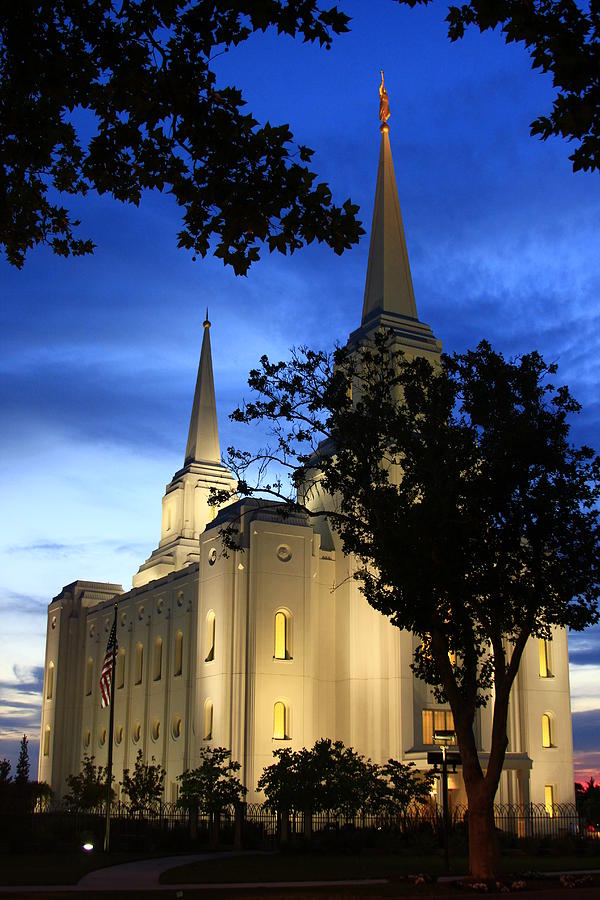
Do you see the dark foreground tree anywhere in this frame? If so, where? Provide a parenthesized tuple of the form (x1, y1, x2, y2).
(121, 749, 166, 813)
(394, 0, 600, 172)
(0, 2, 360, 270)
(15, 735, 30, 784)
(64, 755, 114, 810)
(216, 334, 600, 878)
(575, 776, 600, 830)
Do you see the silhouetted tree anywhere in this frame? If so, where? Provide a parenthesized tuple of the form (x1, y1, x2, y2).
(0, 2, 360, 271)
(15, 735, 29, 784)
(121, 749, 166, 813)
(217, 334, 600, 878)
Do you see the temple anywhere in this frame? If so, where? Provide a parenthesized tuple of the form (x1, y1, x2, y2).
(39, 91, 575, 811)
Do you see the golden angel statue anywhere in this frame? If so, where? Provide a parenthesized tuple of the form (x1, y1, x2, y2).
(379, 70, 391, 125)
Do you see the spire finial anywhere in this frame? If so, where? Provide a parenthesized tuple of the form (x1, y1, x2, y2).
(204, 307, 210, 329)
(379, 70, 390, 132)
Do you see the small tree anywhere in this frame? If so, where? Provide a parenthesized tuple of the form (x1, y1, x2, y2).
(259, 739, 381, 821)
(64, 755, 114, 810)
(177, 747, 246, 844)
(121, 749, 166, 813)
(575, 776, 600, 830)
(15, 735, 30, 785)
(375, 760, 435, 823)
(0, 759, 10, 786)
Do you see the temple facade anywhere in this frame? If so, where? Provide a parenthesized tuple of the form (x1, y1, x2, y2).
(39, 115, 575, 811)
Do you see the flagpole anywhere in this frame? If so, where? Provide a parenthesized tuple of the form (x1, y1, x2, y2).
(103, 602, 118, 853)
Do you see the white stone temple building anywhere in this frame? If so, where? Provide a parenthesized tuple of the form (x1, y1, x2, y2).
(39, 117, 575, 811)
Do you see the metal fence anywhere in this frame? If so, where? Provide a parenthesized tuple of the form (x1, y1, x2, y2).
(2, 800, 594, 851)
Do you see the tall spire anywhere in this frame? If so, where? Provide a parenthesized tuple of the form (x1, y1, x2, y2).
(184, 311, 220, 465)
(361, 73, 418, 326)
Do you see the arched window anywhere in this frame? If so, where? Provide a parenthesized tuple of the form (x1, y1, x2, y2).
(85, 657, 94, 696)
(204, 699, 213, 740)
(539, 638, 552, 678)
(273, 701, 289, 740)
(154, 637, 163, 681)
(422, 709, 455, 745)
(544, 785, 555, 817)
(135, 643, 144, 685)
(117, 648, 126, 689)
(43, 726, 50, 756)
(46, 661, 54, 700)
(542, 713, 553, 748)
(205, 611, 215, 662)
(174, 631, 183, 677)
(274, 611, 291, 660)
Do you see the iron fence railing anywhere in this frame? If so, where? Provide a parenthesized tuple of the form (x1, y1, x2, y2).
(2, 800, 594, 848)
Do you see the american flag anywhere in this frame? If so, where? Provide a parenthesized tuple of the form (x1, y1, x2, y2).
(99, 619, 118, 708)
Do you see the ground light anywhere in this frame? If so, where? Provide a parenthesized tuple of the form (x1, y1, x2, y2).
(82, 842, 94, 852)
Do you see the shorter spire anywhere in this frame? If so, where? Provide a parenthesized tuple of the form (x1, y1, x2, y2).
(184, 316, 220, 465)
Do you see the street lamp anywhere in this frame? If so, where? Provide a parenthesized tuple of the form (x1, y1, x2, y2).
(430, 729, 459, 873)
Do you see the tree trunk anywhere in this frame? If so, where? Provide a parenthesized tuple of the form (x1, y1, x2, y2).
(467, 794, 499, 880)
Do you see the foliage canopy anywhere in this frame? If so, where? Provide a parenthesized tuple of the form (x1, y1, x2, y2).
(121, 749, 166, 812)
(64, 754, 114, 810)
(219, 333, 600, 876)
(0, 1, 360, 270)
(177, 746, 246, 813)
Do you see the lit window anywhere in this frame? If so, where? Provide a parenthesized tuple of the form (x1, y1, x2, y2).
(174, 631, 183, 677)
(542, 713, 553, 748)
(132, 722, 141, 743)
(151, 719, 160, 741)
(46, 661, 54, 700)
(154, 637, 162, 681)
(117, 648, 126, 689)
(274, 611, 291, 660)
(135, 643, 144, 685)
(43, 726, 50, 756)
(85, 657, 94, 696)
(115, 726, 123, 745)
(273, 701, 289, 740)
(205, 611, 215, 662)
(539, 639, 552, 678)
(422, 709, 455, 745)
(545, 784, 554, 816)
(204, 699, 213, 740)
(172, 716, 182, 739)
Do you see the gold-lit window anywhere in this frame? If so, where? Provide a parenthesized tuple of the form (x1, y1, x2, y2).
(117, 648, 126, 689)
(422, 709, 456, 745)
(204, 699, 213, 740)
(135, 643, 144, 685)
(43, 726, 50, 756)
(539, 638, 552, 678)
(544, 784, 554, 816)
(273, 701, 289, 740)
(205, 611, 215, 662)
(46, 661, 54, 700)
(85, 657, 94, 696)
(154, 637, 162, 681)
(542, 713, 553, 748)
(274, 611, 291, 660)
(174, 630, 183, 676)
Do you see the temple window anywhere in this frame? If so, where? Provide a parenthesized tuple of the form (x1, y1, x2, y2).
(135, 643, 144, 684)
(46, 661, 54, 700)
(542, 713, 554, 748)
(273, 700, 289, 740)
(539, 638, 553, 678)
(85, 657, 94, 696)
(116, 648, 126, 689)
(274, 610, 291, 660)
(204, 699, 213, 740)
(205, 611, 215, 662)
(422, 708, 455, 745)
(174, 631, 183, 677)
(154, 637, 163, 681)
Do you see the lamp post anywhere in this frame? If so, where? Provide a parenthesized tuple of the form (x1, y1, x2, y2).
(433, 729, 457, 874)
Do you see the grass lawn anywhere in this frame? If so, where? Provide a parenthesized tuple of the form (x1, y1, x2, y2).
(160, 849, 600, 885)
(0, 849, 161, 885)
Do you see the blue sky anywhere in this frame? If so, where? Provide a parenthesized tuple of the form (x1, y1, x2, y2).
(1, 1, 599, 783)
